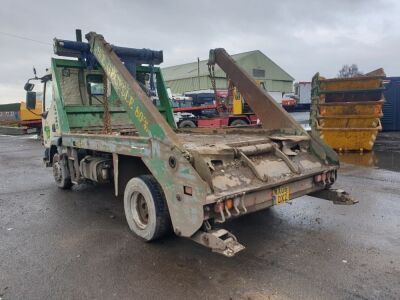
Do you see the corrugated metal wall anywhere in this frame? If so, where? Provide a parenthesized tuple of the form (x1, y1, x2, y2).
(233, 51, 293, 81)
(382, 77, 400, 131)
(165, 77, 292, 95)
(166, 76, 227, 94)
(163, 50, 294, 95)
(265, 80, 293, 93)
(165, 77, 293, 95)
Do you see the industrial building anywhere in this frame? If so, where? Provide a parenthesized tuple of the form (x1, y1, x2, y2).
(162, 50, 294, 100)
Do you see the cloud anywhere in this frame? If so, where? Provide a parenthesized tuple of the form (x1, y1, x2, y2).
(0, 0, 399, 103)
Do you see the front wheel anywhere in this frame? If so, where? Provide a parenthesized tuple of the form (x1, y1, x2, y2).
(52, 154, 72, 189)
(124, 175, 171, 241)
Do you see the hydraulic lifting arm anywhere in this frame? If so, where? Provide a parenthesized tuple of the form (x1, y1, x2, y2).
(84, 32, 182, 147)
(208, 48, 304, 132)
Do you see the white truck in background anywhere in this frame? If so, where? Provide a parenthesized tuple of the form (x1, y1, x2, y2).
(294, 81, 311, 110)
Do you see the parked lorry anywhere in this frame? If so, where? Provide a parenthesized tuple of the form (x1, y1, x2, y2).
(25, 31, 356, 257)
(294, 81, 312, 110)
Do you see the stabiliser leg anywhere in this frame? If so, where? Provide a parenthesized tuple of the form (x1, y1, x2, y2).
(191, 228, 245, 257)
(310, 188, 358, 205)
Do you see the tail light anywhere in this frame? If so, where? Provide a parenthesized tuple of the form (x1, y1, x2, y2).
(314, 171, 336, 184)
(214, 202, 224, 213)
(225, 199, 233, 209)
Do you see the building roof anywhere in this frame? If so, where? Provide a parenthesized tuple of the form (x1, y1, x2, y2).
(162, 50, 294, 82)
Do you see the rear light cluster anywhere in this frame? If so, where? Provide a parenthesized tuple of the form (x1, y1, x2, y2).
(314, 170, 336, 184)
(214, 199, 235, 213)
(212, 196, 247, 223)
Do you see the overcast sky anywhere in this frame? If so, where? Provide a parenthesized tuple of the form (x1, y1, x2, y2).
(0, 0, 399, 103)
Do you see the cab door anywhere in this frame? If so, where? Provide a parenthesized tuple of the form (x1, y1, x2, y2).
(41, 76, 57, 147)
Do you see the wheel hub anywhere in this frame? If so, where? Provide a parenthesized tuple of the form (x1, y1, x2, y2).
(131, 192, 149, 229)
(53, 162, 62, 183)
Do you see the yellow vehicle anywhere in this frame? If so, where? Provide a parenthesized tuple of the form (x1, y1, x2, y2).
(20, 100, 42, 127)
(231, 80, 265, 115)
(0, 100, 42, 128)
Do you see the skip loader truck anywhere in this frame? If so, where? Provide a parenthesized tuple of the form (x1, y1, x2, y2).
(24, 30, 356, 257)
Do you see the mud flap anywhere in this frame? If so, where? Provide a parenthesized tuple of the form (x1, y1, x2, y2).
(310, 188, 358, 205)
(191, 229, 245, 257)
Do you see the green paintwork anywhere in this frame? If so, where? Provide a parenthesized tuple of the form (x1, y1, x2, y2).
(62, 134, 152, 157)
(136, 66, 176, 128)
(65, 106, 126, 113)
(89, 36, 174, 141)
(48, 42, 178, 136)
(54, 58, 84, 68)
(50, 56, 176, 133)
(51, 58, 71, 133)
(67, 111, 131, 128)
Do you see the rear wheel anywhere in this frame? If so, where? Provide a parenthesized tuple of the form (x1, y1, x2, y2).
(178, 119, 196, 128)
(124, 175, 171, 241)
(230, 119, 248, 126)
(52, 154, 72, 189)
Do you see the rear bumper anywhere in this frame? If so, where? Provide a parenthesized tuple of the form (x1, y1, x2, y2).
(204, 175, 329, 222)
(243, 177, 322, 213)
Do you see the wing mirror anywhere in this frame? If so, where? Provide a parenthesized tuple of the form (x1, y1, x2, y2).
(24, 66, 39, 91)
(26, 91, 37, 110)
(24, 82, 35, 91)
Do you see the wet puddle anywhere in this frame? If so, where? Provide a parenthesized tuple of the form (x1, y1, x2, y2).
(339, 151, 400, 172)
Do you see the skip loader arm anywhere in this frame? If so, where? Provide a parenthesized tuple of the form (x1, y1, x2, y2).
(208, 48, 304, 132)
(86, 32, 180, 145)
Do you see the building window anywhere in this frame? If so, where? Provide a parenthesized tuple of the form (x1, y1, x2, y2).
(252, 69, 265, 78)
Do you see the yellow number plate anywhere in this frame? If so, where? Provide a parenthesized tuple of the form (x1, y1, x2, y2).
(273, 186, 290, 205)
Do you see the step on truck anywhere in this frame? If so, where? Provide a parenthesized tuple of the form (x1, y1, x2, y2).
(24, 30, 356, 257)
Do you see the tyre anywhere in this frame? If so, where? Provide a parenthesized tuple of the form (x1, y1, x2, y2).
(178, 119, 196, 128)
(124, 175, 171, 241)
(52, 154, 72, 189)
(230, 119, 248, 126)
